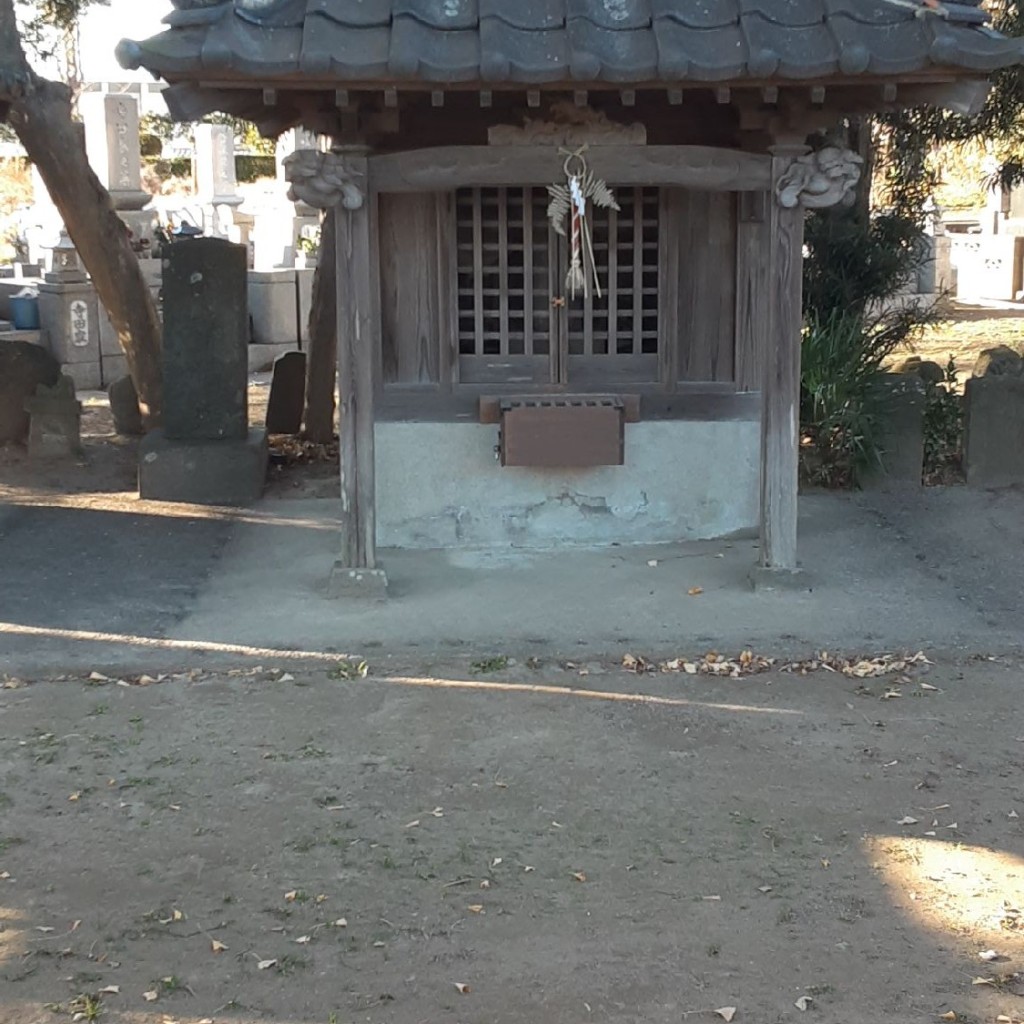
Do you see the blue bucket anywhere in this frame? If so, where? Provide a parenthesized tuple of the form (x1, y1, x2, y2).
(10, 295, 41, 331)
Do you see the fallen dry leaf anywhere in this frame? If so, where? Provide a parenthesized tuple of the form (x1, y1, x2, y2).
(758, 886, 773, 894)
(647, 559, 659, 568)
(315, 894, 328, 904)
(479, 879, 491, 889)
(454, 983, 471, 995)
(68, 792, 81, 802)
(284, 890, 299, 902)
(257, 959, 277, 971)
(404, 820, 421, 829)
(98, 986, 120, 995)
(279, 673, 295, 682)
(972, 977, 996, 986)
(333, 918, 348, 928)
(795, 996, 813, 1011)
(89, 671, 108, 682)
(979, 949, 1004, 962)
(897, 816, 919, 826)
(523, 865, 535, 873)
(467, 905, 485, 914)
(143, 991, 158, 1003)
(491, 857, 503, 868)
(715, 1008, 737, 1022)
(938, 1013, 957, 1021)
(295, 935, 312, 944)
(688, 587, 704, 597)
(211, 939, 228, 953)
(571, 871, 587, 883)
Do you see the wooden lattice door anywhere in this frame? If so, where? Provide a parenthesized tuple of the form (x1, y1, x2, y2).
(456, 185, 660, 386)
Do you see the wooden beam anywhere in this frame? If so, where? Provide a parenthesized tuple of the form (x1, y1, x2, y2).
(758, 153, 806, 573)
(333, 153, 380, 578)
(369, 145, 772, 193)
(734, 191, 769, 393)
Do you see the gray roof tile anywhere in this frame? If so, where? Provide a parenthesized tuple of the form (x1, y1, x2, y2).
(119, 0, 1024, 85)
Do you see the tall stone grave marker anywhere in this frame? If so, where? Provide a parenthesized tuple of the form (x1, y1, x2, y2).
(80, 93, 150, 211)
(195, 124, 243, 240)
(139, 238, 267, 505)
(80, 92, 156, 249)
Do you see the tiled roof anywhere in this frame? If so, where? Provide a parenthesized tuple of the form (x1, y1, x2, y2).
(117, 0, 1024, 84)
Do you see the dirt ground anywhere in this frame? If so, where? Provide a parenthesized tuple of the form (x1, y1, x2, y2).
(2, 654, 1024, 1024)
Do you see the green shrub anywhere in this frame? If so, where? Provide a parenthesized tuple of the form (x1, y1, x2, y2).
(800, 306, 939, 488)
(922, 357, 964, 484)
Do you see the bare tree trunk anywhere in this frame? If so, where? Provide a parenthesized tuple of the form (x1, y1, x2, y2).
(302, 208, 337, 443)
(1, 0, 163, 426)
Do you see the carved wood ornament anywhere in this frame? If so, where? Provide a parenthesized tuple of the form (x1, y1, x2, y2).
(283, 150, 365, 211)
(775, 147, 864, 209)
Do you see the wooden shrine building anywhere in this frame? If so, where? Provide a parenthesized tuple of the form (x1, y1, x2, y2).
(119, 0, 1024, 593)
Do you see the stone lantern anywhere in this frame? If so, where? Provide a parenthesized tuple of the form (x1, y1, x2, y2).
(46, 231, 87, 285)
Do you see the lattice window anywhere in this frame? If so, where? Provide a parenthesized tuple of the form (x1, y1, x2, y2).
(456, 185, 660, 385)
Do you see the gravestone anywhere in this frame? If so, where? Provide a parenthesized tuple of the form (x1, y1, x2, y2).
(139, 238, 267, 504)
(973, 345, 1023, 378)
(859, 374, 926, 489)
(80, 93, 150, 212)
(0, 340, 60, 442)
(195, 124, 242, 207)
(964, 376, 1024, 488)
(266, 351, 307, 434)
(108, 375, 144, 436)
(25, 375, 82, 459)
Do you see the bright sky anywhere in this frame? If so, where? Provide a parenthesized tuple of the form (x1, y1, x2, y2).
(77, 0, 169, 82)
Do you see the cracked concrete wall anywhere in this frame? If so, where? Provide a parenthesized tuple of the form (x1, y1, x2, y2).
(376, 421, 759, 549)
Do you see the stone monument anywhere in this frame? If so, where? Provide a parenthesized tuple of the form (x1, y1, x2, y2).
(25, 375, 82, 459)
(36, 232, 103, 391)
(80, 92, 156, 247)
(138, 238, 267, 504)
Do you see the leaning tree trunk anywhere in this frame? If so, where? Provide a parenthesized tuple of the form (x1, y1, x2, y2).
(1, 0, 163, 426)
(302, 208, 337, 443)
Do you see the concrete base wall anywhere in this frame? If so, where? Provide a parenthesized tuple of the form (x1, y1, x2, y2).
(376, 420, 760, 549)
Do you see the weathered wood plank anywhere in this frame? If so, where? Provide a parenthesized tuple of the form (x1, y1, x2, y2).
(632, 187, 644, 356)
(676, 190, 737, 383)
(369, 146, 772, 193)
(435, 192, 458, 390)
(657, 189, 680, 388)
(759, 156, 806, 572)
(734, 191, 769, 393)
(498, 186, 510, 357)
(378, 192, 443, 385)
(335, 153, 377, 570)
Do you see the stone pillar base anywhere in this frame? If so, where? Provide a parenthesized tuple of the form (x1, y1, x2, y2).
(327, 564, 389, 601)
(748, 565, 808, 592)
(139, 428, 267, 506)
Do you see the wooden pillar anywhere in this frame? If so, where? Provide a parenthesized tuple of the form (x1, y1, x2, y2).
(330, 152, 387, 596)
(758, 152, 806, 574)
